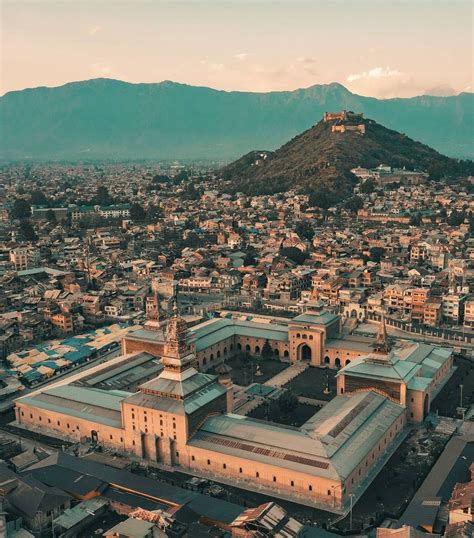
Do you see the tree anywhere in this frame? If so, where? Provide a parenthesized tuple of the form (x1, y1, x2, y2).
(30, 189, 49, 206)
(359, 178, 376, 194)
(261, 339, 273, 360)
(94, 185, 113, 206)
(46, 209, 57, 223)
(146, 204, 163, 222)
(130, 203, 146, 222)
(295, 221, 314, 241)
(447, 210, 466, 227)
(11, 199, 31, 220)
(409, 212, 422, 226)
(369, 246, 386, 263)
(19, 219, 37, 242)
(280, 246, 308, 265)
(343, 195, 363, 212)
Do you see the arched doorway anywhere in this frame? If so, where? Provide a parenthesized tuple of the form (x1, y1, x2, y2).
(299, 344, 312, 361)
(423, 394, 430, 418)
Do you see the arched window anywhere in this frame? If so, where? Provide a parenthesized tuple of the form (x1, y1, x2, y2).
(274, 348, 280, 357)
(296, 333, 301, 338)
(245, 344, 251, 352)
(210, 353, 214, 361)
(309, 335, 313, 340)
(284, 350, 289, 358)
(324, 356, 330, 364)
(302, 334, 307, 339)
(255, 346, 260, 354)
(345, 359, 351, 365)
(224, 347, 227, 354)
(217, 350, 221, 358)
(335, 358, 341, 368)
(203, 357, 207, 365)
(237, 343, 242, 350)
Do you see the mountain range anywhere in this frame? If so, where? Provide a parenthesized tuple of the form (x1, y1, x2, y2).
(0, 78, 473, 161)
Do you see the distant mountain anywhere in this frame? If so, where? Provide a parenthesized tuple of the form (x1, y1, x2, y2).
(0, 78, 472, 161)
(220, 113, 466, 203)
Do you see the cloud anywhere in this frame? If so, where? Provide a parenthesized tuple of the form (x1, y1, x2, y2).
(88, 25, 103, 36)
(296, 56, 316, 64)
(347, 66, 403, 83)
(233, 53, 248, 61)
(423, 84, 457, 97)
(90, 63, 113, 76)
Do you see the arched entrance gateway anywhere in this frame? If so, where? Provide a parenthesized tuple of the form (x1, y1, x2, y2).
(298, 344, 312, 361)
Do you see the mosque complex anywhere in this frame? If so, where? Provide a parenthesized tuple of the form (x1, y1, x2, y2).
(14, 302, 454, 512)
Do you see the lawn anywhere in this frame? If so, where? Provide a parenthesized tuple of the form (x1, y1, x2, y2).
(224, 356, 289, 386)
(431, 355, 474, 418)
(285, 366, 338, 401)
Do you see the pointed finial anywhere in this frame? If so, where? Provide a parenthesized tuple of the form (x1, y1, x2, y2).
(373, 312, 391, 354)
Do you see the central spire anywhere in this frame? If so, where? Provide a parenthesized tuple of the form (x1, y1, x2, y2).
(372, 313, 391, 354)
(160, 296, 196, 377)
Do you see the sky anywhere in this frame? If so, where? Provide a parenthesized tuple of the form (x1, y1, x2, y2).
(1, 0, 472, 98)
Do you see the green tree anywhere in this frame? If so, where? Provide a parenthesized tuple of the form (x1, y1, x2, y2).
(19, 219, 37, 242)
(369, 246, 386, 262)
(295, 221, 314, 241)
(344, 195, 364, 212)
(130, 203, 146, 222)
(359, 178, 376, 194)
(280, 246, 308, 264)
(12, 199, 31, 220)
(261, 339, 273, 360)
(46, 209, 57, 223)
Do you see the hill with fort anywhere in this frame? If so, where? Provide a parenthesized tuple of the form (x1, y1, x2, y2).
(0, 78, 473, 161)
(220, 111, 472, 205)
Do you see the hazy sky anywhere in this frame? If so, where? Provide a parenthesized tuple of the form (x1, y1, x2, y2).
(1, 0, 472, 97)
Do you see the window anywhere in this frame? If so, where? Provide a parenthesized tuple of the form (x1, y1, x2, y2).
(192, 455, 195, 461)
(57, 421, 60, 426)
(160, 420, 163, 426)
(273, 476, 277, 482)
(30, 413, 33, 419)
(110, 435, 113, 440)
(144, 415, 147, 422)
(327, 490, 331, 496)
(132, 413, 135, 419)
(176, 452, 179, 457)
(67, 423, 70, 429)
(173, 422, 176, 429)
(133, 440, 135, 445)
(256, 472, 259, 478)
(207, 459, 211, 465)
(291, 481, 294, 487)
(48, 418, 51, 423)
(21, 411, 24, 417)
(120, 437, 123, 442)
(239, 467, 243, 473)
(309, 485, 313, 491)
(39, 416, 42, 421)
(223, 463, 227, 469)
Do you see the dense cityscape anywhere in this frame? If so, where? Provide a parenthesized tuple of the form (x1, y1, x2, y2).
(1, 0, 473, 536)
